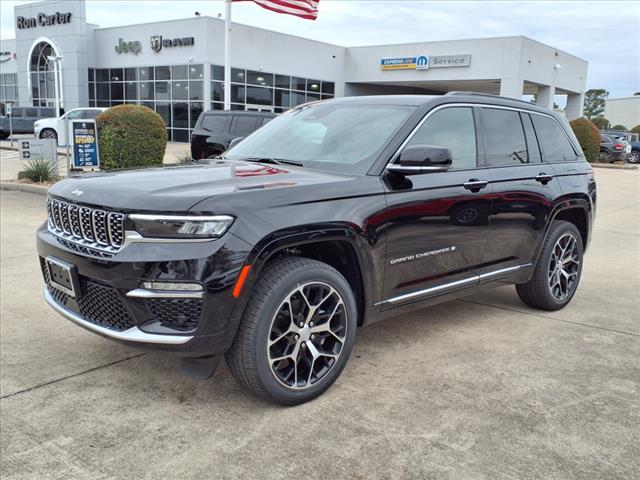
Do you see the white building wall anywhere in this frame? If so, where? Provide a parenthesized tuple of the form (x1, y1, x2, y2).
(605, 97, 640, 129)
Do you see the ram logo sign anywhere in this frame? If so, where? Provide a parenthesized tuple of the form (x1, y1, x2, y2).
(150, 35, 195, 53)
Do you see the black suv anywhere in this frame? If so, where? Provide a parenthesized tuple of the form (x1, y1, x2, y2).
(37, 94, 596, 405)
(190, 111, 276, 159)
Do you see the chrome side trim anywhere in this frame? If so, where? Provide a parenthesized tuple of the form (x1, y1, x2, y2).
(44, 289, 193, 345)
(378, 263, 532, 305)
(478, 263, 532, 280)
(126, 288, 204, 299)
(380, 275, 478, 305)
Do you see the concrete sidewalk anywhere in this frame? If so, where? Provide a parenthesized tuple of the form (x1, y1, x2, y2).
(0, 169, 638, 479)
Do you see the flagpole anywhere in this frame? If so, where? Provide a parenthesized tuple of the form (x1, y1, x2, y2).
(224, 0, 231, 110)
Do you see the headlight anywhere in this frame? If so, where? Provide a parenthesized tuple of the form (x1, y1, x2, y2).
(129, 214, 234, 239)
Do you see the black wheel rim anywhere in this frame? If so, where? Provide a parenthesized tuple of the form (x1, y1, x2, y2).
(267, 282, 347, 390)
(548, 233, 580, 301)
(42, 130, 55, 139)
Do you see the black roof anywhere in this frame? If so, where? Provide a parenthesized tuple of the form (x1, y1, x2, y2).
(202, 110, 276, 117)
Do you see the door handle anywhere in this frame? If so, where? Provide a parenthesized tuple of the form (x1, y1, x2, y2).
(535, 173, 553, 184)
(463, 179, 488, 192)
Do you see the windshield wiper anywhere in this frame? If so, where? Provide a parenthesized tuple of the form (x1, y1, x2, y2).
(242, 157, 304, 167)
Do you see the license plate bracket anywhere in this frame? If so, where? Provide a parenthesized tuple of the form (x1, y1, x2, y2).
(46, 257, 80, 298)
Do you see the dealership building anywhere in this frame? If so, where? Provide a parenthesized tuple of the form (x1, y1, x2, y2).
(1, 0, 589, 142)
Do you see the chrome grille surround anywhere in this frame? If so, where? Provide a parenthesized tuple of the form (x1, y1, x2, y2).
(47, 197, 125, 256)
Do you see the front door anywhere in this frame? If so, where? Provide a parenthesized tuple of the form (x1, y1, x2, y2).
(381, 106, 491, 308)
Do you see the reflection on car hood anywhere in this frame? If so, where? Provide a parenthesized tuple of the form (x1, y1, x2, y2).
(47, 159, 350, 212)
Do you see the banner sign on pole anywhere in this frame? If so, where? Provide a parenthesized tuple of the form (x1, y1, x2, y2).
(72, 120, 100, 168)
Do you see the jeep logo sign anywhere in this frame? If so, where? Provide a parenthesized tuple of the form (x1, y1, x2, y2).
(150, 35, 195, 53)
(115, 38, 142, 55)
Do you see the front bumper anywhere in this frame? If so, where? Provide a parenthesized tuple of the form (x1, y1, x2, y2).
(37, 223, 253, 357)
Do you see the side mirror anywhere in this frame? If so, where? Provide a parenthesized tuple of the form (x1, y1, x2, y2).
(386, 144, 452, 175)
(228, 137, 244, 151)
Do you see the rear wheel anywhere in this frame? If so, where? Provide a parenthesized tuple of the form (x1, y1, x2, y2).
(516, 220, 583, 311)
(0, 132, 8, 140)
(39, 129, 57, 141)
(226, 257, 357, 405)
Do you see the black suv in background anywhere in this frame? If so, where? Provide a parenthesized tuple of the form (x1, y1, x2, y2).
(38, 94, 596, 405)
(599, 134, 629, 162)
(190, 111, 276, 159)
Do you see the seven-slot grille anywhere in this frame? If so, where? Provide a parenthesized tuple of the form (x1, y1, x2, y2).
(47, 198, 125, 255)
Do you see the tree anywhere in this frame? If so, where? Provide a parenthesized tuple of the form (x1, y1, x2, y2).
(630, 125, 640, 134)
(591, 117, 610, 130)
(570, 118, 600, 163)
(583, 89, 609, 119)
(610, 124, 627, 131)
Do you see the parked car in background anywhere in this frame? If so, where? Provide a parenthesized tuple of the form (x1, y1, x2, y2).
(0, 106, 56, 139)
(599, 134, 629, 162)
(603, 131, 639, 163)
(34, 107, 106, 145)
(191, 111, 276, 159)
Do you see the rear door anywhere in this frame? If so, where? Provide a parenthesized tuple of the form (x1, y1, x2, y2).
(381, 105, 491, 308)
(478, 107, 562, 281)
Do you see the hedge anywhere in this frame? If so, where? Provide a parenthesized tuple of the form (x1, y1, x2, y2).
(569, 117, 600, 163)
(96, 105, 167, 170)
(630, 125, 640, 134)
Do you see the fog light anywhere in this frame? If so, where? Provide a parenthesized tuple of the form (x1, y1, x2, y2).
(142, 281, 203, 292)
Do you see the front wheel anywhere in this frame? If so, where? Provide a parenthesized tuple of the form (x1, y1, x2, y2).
(627, 150, 640, 164)
(516, 220, 584, 311)
(226, 257, 357, 405)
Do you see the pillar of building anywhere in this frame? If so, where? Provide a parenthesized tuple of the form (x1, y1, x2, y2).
(536, 85, 556, 110)
(499, 78, 524, 99)
(565, 93, 584, 120)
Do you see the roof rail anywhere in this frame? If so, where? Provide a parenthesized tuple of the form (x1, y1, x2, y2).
(445, 91, 535, 106)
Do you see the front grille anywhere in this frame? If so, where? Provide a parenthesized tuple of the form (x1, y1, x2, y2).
(146, 298, 203, 331)
(43, 263, 135, 332)
(47, 198, 125, 256)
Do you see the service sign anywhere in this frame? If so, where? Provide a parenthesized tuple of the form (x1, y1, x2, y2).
(72, 121, 100, 168)
(380, 56, 429, 71)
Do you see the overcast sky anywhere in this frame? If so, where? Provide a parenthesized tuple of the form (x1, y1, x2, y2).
(1, 0, 638, 98)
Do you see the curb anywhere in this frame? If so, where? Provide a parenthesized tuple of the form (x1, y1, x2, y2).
(0, 182, 49, 195)
(590, 163, 639, 170)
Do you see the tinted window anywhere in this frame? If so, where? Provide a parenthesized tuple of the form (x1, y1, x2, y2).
(41, 108, 55, 117)
(600, 135, 612, 144)
(83, 110, 101, 119)
(26, 108, 38, 118)
(202, 115, 227, 134)
(531, 115, 577, 162)
(234, 116, 258, 135)
(521, 113, 542, 163)
(481, 108, 528, 166)
(260, 117, 273, 127)
(407, 107, 477, 170)
(11, 108, 23, 117)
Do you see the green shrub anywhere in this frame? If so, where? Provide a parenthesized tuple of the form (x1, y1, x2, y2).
(18, 158, 58, 183)
(590, 116, 609, 129)
(570, 117, 601, 163)
(630, 125, 640, 134)
(96, 104, 167, 170)
(610, 124, 627, 131)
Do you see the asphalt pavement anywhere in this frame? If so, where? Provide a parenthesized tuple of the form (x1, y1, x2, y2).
(0, 168, 638, 480)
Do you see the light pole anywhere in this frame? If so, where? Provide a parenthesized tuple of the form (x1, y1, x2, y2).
(47, 55, 63, 116)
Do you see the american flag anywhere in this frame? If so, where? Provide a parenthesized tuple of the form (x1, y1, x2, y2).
(234, 0, 320, 20)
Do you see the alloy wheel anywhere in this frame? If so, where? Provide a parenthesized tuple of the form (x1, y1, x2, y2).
(548, 233, 580, 301)
(267, 282, 347, 390)
(41, 130, 56, 139)
(627, 151, 639, 164)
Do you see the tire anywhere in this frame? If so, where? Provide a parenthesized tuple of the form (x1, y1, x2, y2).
(226, 257, 357, 405)
(627, 151, 640, 164)
(40, 129, 58, 141)
(0, 132, 8, 140)
(516, 220, 584, 311)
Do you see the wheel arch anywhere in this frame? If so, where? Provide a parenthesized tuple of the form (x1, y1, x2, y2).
(230, 227, 375, 327)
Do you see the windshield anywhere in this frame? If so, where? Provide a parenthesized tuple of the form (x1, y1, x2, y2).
(225, 102, 416, 174)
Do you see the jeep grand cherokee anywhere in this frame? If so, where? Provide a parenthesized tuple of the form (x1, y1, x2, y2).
(37, 93, 596, 405)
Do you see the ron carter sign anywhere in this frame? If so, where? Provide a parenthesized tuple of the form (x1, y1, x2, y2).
(16, 12, 72, 29)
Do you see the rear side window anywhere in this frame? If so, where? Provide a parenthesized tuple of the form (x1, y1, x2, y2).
(406, 107, 477, 170)
(11, 108, 23, 117)
(26, 108, 39, 118)
(531, 115, 577, 162)
(202, 115, 226, 134)
(233, 116, 258, 135)
(481, 108, 529, 166)
(82, 110, 101, 119)
(521, 113, 542, 163)
(41, 108, 55, 117)
(600, 135, 612, 144)
(260, 116, 273, 127)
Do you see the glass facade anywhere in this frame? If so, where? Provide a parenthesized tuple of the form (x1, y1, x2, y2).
(89, 64, 205, 142)
(89, 63, 335, 142)
(210, 65, 334, 113)
(30, 41, 57, 107)
(0, 73, 18, 107)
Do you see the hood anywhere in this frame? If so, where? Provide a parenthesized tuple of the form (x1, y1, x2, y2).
(47, 159, 350, 212)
